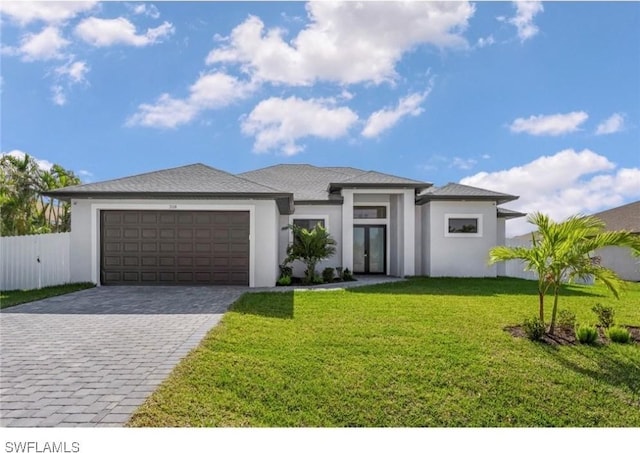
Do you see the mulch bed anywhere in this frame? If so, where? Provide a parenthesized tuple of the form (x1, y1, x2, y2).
(505, 325, 640, 346)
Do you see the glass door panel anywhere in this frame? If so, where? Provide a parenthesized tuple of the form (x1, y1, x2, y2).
(353, 226, 366, 273)
(352, 225, 386, 274)
(368, 227, 385, 273)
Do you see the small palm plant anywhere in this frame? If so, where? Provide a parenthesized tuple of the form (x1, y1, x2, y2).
(284, 223, 337, 284)
(489, 212, 639, 334)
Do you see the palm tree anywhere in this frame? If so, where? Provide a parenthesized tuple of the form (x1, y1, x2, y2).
(489, 212, 640, 334)
(284, 223, 337, 284)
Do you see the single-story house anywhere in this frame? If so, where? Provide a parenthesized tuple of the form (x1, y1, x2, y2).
(591, 200, 640, 282)
(45, 163, 524, 287)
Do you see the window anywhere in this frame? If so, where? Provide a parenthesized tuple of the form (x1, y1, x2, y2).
(354, 206, 387, 219)
(448, 218, 478, 233)
(293, 218, 325, 230)
(444, 214, 483, 237)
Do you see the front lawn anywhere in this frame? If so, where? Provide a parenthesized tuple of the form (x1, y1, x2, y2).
(129, 277, 640, 427)
(0, 282, 95, 309)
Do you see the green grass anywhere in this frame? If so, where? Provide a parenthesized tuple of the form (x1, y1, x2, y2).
(129, 277, 640, 427)
(0, 282, 95, 309)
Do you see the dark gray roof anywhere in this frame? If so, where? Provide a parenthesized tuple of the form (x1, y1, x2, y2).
(497, 207, 526, 219)
(417, 183, 518, 205)
(592, 200, 640, 233)
(240, 164, 431, 202)
(44, 164, 294, 213)
(328, 170, 431, 190)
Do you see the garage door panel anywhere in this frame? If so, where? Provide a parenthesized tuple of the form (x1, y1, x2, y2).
(101, 210, 249, 285)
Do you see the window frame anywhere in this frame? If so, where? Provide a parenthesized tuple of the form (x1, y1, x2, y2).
(444, 213, 483, 237)
(353, 205, 387, 220)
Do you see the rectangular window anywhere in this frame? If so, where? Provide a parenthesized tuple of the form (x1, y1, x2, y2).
(293, 219, 325, 230)
(448, 218, 478, 234)
(354, 206, 387, 219)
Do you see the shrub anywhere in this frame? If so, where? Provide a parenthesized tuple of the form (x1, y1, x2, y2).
(312, 274, 324, 285)
(607, 326, 631, 344)
(592, 303, 615, 328)
(322, 267, 335, 283)
(276, 275, 292, 286)
(342, 268, 355, 282)
(279, 265, 293, 278)
(522, 317, 546, 341)
(335, 267, 344, 282)
(557, 309, 576, 330)
(575, 324, 599, 345)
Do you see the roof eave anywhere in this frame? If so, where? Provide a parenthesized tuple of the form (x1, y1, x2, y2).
(42, 191, 295, 214)
(416, 195, 519, 205)
(328, 182, 433, 192)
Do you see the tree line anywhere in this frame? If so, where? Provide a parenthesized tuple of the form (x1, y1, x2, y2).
(1, 153, 80, 236)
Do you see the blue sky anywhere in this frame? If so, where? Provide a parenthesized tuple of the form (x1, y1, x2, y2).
(1, 1, 639, 235)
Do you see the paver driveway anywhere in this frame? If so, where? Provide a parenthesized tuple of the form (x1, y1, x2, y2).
(0, 286, 245, 427)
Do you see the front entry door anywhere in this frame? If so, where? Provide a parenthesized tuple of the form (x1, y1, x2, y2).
(353, 225, 386, 274)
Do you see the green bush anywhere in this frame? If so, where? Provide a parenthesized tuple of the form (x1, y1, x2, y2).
(342, 268, 355, 282)
(607, 326, 631, 344)
(279, 265, 293, 278)
(322, 267, 335, 283)
(522, 317, 546, 341)
(575, 324, 599, 345)
(591, 303, 615, 328)
(312, 274, 324, 285)
(335, 267, 344, 281)
(557, 309, 577, 330)
(276, 275, 292, 286)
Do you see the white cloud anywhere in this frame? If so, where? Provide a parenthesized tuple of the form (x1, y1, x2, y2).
(206, 2, 473, 86)
(460, 148, 640, 236)
(595, 113, 625, 135)
(129, 3, 160, 19)
(0, 150, 54, 171)
(51, 85, 66, 106)
(127, 72, 255, 128)
(55, 60, 90, 84)
(241, 97, 359, 155)
(0, 1, 98, 26)
(14, 26, 70, 61)
(75, 17, 174, 47)
(507, 1, 544, 42)
(451, 157, 477, 170)
(476, 35, 495, 48)
(362, 89, 431, 138)
(509, 111, 588, 136)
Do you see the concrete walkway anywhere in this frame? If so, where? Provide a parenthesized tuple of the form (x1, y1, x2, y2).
(0, 277, 404, 427)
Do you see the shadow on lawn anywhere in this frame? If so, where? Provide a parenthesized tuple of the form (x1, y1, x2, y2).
(539, 344, 640, 406)
(347, 277, 601, 298)
(229, 291, 294, 319)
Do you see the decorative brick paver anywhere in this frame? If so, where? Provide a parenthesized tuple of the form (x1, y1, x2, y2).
(0, 276, 403, 428)
(0, 286, 245, 427)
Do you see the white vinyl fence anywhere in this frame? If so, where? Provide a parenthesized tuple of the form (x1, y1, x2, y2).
(504, 237, 538, 281)
(0, 233, 71, 291)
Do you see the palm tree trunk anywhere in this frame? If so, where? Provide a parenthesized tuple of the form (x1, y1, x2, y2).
(538, 291, 544, 323)
(549, 286, 560, 334)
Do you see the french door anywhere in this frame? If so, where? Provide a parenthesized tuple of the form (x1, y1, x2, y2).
(353, 225, 386, 274)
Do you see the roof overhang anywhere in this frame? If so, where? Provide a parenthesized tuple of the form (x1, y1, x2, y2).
(497, 207, 527, 219)
(328, 182, 432, 193)
(416, 194, 519, 206)
(42, 191, 296, 215)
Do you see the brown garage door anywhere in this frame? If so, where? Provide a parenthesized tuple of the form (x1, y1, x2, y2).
(100, 210, 249, 285)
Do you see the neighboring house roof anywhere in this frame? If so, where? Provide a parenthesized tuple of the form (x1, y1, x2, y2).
(497, 207, 526, 219)
(591, 200, 640, 233)
(239, 164, 431, 203)
(416, 183, 519, 205)
(43, 163, 295, 214)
